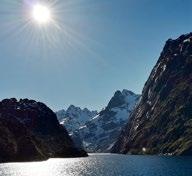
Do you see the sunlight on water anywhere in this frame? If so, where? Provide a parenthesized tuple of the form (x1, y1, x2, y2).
(0, 158, 88, 176)
(0, 156, 101, 176)
(0, 154, 192, 176)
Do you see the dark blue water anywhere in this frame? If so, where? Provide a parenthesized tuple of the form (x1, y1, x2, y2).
(0, 154, 192, 176)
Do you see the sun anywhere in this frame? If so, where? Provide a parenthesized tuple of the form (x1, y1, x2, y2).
(32, 4, 51, 24)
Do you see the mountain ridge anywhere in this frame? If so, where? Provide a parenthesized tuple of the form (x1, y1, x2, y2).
(111, 33, 192, 155)
(56, 89, 140, 152)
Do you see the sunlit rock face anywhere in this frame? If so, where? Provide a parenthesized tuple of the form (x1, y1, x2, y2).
(0, 98, 87, 163)
(111, 33, 192, 155)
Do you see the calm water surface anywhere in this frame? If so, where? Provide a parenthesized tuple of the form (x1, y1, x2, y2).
(0, 154, 192, 176)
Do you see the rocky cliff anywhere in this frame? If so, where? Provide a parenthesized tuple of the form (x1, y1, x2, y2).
(111, 33, 192, 155)
(0, 98, 87, 163)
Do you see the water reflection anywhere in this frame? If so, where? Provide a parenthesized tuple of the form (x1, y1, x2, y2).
(0, 154, 192, 176)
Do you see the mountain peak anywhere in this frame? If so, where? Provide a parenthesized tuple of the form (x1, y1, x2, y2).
(122, 89, 135, 96)
(56, 105, 98, 133)
(106, 90, 140, 110)
(56, 89, 140, 153)
(67, 105, 80, 111)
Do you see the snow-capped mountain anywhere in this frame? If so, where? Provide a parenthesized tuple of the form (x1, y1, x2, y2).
(79, 90, 140, 152)
(56, 89, 140, 152)
(56, 105, 98, 134)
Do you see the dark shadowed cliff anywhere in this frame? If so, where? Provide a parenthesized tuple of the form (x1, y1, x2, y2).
(0, 98, 87, 163)
(111, 33, 192, 155)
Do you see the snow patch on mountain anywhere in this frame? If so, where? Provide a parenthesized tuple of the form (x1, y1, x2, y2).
(56, 89, 140, 152)
(56, 105, 98, 134)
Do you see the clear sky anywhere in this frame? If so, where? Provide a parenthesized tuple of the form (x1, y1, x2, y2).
(0, 0, 191, 111)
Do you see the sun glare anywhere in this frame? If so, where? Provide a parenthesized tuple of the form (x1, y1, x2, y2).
(32, 4, 51, 24)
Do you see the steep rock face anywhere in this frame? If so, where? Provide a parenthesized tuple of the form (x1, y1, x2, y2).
(0, 98, 87, 163)
(111, 33, 192, 155)
(79, 90, 140, 152)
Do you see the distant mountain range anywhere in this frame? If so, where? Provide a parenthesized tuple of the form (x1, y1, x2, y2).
(57, 105, 98, 134)
(56, 89, 140, 152)
(111, 33, 192, 155)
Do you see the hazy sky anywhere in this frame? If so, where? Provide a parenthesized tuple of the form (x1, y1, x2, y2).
(0, 0, 191, 111)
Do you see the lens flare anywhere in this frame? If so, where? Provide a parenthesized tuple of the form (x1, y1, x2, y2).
(32, 4, 51, 24)
(1, 0, 100, 62)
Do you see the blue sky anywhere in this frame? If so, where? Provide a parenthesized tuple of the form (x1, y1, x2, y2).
(0, 0, 191, 111)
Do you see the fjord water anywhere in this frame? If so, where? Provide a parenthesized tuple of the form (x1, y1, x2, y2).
(0, 154, 192, 176)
